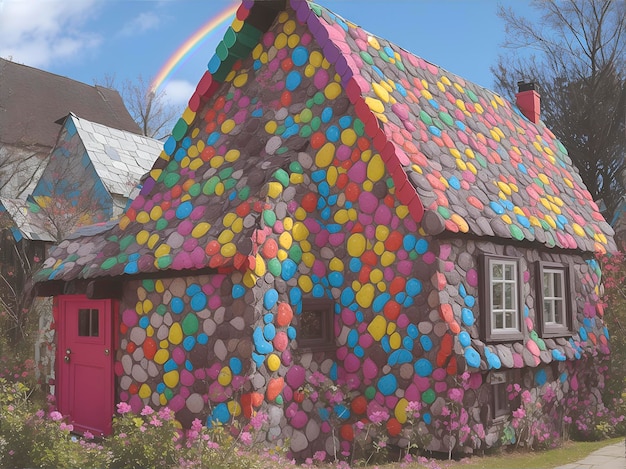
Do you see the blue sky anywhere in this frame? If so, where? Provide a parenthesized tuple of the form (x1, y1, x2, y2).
(0, 0, 538, 111)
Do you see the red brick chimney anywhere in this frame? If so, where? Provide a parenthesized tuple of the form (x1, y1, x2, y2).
(516, 81, 540, 124)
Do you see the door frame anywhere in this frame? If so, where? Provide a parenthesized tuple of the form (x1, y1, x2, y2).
(55, 294, 116, 435)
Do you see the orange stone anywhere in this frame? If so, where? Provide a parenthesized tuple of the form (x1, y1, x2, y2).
(351, 395, 367, 415)
(386, 418, 402, 437)
(276, 302, 293, 327)
(340, 424, 354, 441)
(266, 377, 284, 402)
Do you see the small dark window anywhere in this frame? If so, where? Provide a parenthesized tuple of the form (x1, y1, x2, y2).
(298, 299, 334, 351)
(78, 308, 99, 337)
(490, 371, 521, 421)
(480, 255, 524, 342)
(536, 262, 573, 337)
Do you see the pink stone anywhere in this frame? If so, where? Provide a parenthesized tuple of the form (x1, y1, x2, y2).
(466, 269, 478, 287)
(304, 217, 321, 233)
(178, 220, 193, 236)
(207, 363, 222, 379)
(285, 402, 298, 419)
(385, 396, 398, 408)
(286, 365, 306, 389)
(362, 358, 378, 380)
(179, 387, 190, 400)
(329, 233, 345, 246)
(336, 346, 348, 360)
(208, 381, 230, 402)
(341, 308, 355, 326)
(172, 347, 185, 364)
(512, 353, 524, 368)
(397, 260, 413, 276)
(321, 421, 331, 433)
(434, 382, 447, 393)
(208, 296, 222, 309)
(439, 244, 451, 260)
(169, 395, 185, 412)
(364, 225, 376, 239)
(273, 220, 284, 234)
(191, 247, 206, 268)
(194, 369, 206, 380)
(358, 333, 373, 349)
(313, 68, 329, 89)
(358, 212, 373, 225)
(432, 368, 446, 381)
(384, 267, 396, 281)
(312, 260, 326, 277)
(423, 252, 436, 264)
(525, 317, 534, 331)
(527, 340, 540, 357)
(347, 161, 366, 183)
(181, 369, 195, 386)
(291, 411, 308, 429)
(414, 376, 430, 392)
(405, 384, 421, 402)
(374, 205, 392, 225)
(571, 374, 578, 391)
(468, 373, 483, 389)
(336, 144, 351, 161)
(397, 314, 410, 328)
(273, 331, 288, 351)
(444, 261, 455, 272)
(183, 238, 199, 252)
(231, 376, 246, 389)
(190, 206, 205, 220)
(344, 354, 360, 373)
(122, 309, 138, 327)
(129, 395, 143, 413)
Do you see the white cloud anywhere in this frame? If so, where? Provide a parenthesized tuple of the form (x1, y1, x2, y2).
(118, 12, 161, 37)
(163, 79, 196, 109)
(0, 0, 101, 67)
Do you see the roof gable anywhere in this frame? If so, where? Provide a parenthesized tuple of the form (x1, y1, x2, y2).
(35, 0, 615, 283)
(0, 198, 55, 242)
(0, 58, 141, 149)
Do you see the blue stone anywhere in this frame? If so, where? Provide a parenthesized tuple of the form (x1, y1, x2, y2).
(388, 349, 413, 366)
(139, 316, 150, 329)
(171, 297, 184, 314)
(407, 324, 419, 339)
(349, 258, 362, 272)
(321, 107, 333, 123)
(339, 115, 352, 129)
(534, 368, 547, 386)
(232, 284, 245, 299)
(489, 201, 505, 215)
(264, 313, 273, 324)
(403, 234, 417, 251)
(211, 403, 230, 425)
(459, 331, 471, 347)
(190, 292, 207, 311)
(281, 259, 297, 281)
(334, 404, 350, 420)
(347, 329, 359, 348)
(183, 336, 196, 351)
(326, 125, 340, 142)
(377, 374, 397, 396)
(186, 284, 201, 296)
(354, 345, 364, 357)
(312, 284, 325, 298)
(263, 289, 279, 310)
(415, 238, 429, 254)
(402, 336, 414, 351)
(461, 308, 475, 326)
(253, 327, 273, 354)
(230, 357, 242, 374)
(328, 272, 344, 288)
(420, 335, 432, 352)
(318, 408, 330, 421)
(285, 71, 302, 91)
(176, 201, 193, 219)
(311, 170, 326, 183)
(406, 278, 422, 296)
(486, 350, 501, 369)
(164, 359, 177, 373)
(381, 336, 391, 353)
(372, 293, 391, 313)
(251, 352, 265, 367)
(414, 358, 433, 377)
(464, 295, 476, 307)
(428, 125, 442, 137)
(330, 362, 338, 380)
(287, 326, 296, 340)
(292, 46, 309, 66)
(458, 283, 467, 298)
(263, 323, 276, 341)
(423, 413, 432, 424)
(579, 327, 588, 341)
(551, 349, 566, 361)
(464, 347, 481, 368)
(197, 333, 208, 345)
(156, 383, 165, 393)
(185, 360, 193, 371)
(341, 288, 355, 306)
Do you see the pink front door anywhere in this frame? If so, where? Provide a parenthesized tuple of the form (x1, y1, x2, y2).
(57, 295, 114, 436)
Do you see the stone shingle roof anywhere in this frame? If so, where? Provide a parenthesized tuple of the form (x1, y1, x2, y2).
(0, 58, 141, 149)
(0, 198, 55, 242)
(34, 0, 615, 284)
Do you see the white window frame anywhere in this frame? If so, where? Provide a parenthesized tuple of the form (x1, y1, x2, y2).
(536, 262, 573, 337)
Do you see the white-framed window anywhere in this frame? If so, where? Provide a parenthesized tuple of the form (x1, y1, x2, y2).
(536, 262, 573, 337)
(481, 255, 523, 341)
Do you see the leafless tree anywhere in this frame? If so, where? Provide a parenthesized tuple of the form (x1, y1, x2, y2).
(96, 74, 178, 140)
(492, 0, 626, 221)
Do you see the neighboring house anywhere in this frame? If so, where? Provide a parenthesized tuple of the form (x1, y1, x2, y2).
(30, 113, 162, 240)
(0, 57, 140, 200)
(34, 0, 615, 459)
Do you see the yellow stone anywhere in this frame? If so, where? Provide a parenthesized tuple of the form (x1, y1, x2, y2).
(341, 128, 357, 146)
(373, 241, 385, 256)
(356, 283, 375, 308)
(292, 222, 310, 241)
(225, 149, 240, 162)
(298, 275, 313, 293)
(283, 217, 293, 230)
(315, 142, 336, 168)
(155, 280, 164, 293)
(284, 19, 296, 34)
(142, 299, 154, 314)
(159, 394, 168, 406)
(367, 35, 380, 49)
(572, 223, 586, 237)
(564, 178, 574, 188)
(189, 158, 203, 171)
(287, 34, 300, 48)
(267, 354, 281, 372)
(326, 166, 338, 186)
(396, 206, 409, 219)
(159, 339, 169, 349)
(277, 250, 287, 261)
(451, 214, 469, 233)
(389, 332, 402, 350)
(309, 50, 323, 67)
(279, 232, 293, 249)
(228, 401, 242, 417)
(221, 242, 236, 258)
(324, 82, 342, 100)
(290, 173, 304, 184)
(135, 301, 144, 315)
(221, 119, 236, 134)
(302, 252, 315, 268)
(119, 215, 131, 230)
(367, 153, 385, 182)
(372, 82, 390, 102)
(329, 258, 344, 271)
(154, 244, 171, 258)
(243, 270, 257, 288)
(218, 366, 232, 386)
(544, 215, 557, 229)
(138, 384, 151, 398)
(210, 156, 224, 169)
(497, 181, 511, 196)
(267, 182, 283, 198)
(164, 370, 179, 389)
(148, 233, 160, 249)
(274, 32, 288, 49)
(347, 233, 367, 257)
(364, 97, 384, 113)
(334, 209, 350, 224)
(395, 398, 409, 424)
(369, 268, 383, 284)
(381, 251, 396, 267)
(169, 323, 183, 345)
(150, 206, 163, 221)
(218, 229, 234, 244)
(233, 73, 248, 88)
(136, 211, 150, 224)
(387, 322, 397, 334)
(182, 108, 196, 125)
(300, 240, 312, 252)
(437, 81, 446, 92)
(192, 222, 211, 238)
(154, 349, 169, 365)
(375, 225, 389, 241)
(265, 121, 278, 134)
(146, 325, 154, 337)
(254, 254, 266, 276)
(304, 64, 316, 78)
(367, 315, 387, 341)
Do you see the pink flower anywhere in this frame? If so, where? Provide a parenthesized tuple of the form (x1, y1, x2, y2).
(141, 405, 154, 416)
(83, 431, 94, 440)
(158, 407, 173, 421)
(250, 411, 268, 430)
(355, 421, 365, 430)
(240, 431, 252, 445)
(448, 388, 464, 403)
(150, 416, 162, 427)
(521, 390, 531, 404)
(50, 411, 63, 421)
(35, 409, 45, 419)
(513, 408, 526, 419)
(368, 410, 389, 424)
(313, 450, 326, 461)
(191, 418, 203, 432)
(116, 402, 132, 415)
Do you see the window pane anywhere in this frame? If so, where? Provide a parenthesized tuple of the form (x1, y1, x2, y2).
(544, 300, 554, 323)
(504, 284, 514, 309)
(300, 309, 323, 340)
(78, 309, 99, 337)
(492, 263, 503, 280)
(505, 311, 515, 328)
(494, 312, 503, 329)
(504, 264, 515, 281)
(492, 283, 503, 310)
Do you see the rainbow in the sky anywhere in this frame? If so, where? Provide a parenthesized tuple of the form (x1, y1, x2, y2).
(150, 2, 239, 93)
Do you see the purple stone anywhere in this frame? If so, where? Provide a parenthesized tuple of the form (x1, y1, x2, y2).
(336, 346, 348, 361)
(344, 354, 360, 373)
(359, 191, 378, 214)
(466, 268, 478, 287)
(362, 357, 378, 379)
(347, 160, 366, 183)
(183, 238, 199, 252)
(405, 383, 420, 401)
(122, 309, 138, 327)
(173, 347, 186, 365)
(312, 259, 326, 277)
(341, 308, 355, 325)
(336, 144, 351, 161)
(313, 68, 329, 90)
(374, 204, 392, 225)
(178, 220, 194, 236)
(397, 260, 413, 276)
(432, 368, 446, 381)
(286, 365, 306, 389)
(315, 230, 329, 247)
(181, 369, 195, 386)
(397, 314, 410, 328)
(328, 233, 345, 246)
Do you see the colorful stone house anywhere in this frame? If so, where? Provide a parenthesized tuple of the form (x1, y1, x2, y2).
(34, 0, 615, 457)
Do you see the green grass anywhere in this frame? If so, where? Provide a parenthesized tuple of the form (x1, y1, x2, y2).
(434, 437, 624, 469)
